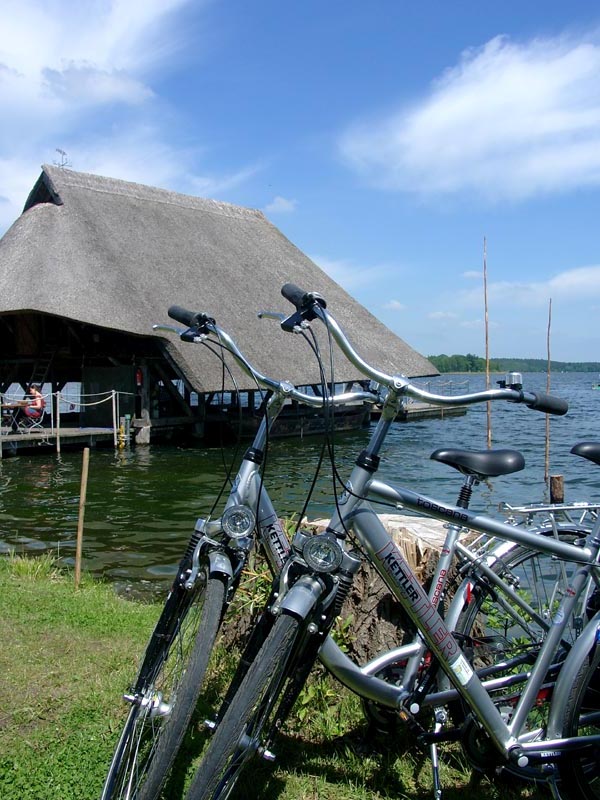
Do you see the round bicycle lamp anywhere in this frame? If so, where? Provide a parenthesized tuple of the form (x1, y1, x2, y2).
(222, 505, 256, 538)
(302, 533, 343, 573)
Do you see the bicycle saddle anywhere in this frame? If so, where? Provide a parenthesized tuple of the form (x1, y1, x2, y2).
(571, 441, 600, 466)
(430, 448, 525, 479)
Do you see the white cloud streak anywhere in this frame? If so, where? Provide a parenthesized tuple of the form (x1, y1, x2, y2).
(311, 255, 398, 291)
(383, 299, 406, 311)
(340, 31, 600, 200)
(264, 196, 297, 214)
(460, 264, 600, 308)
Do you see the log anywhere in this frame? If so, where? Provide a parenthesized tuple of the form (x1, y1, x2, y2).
(221, 514, 448, 664)
(311, 514, 447, 663)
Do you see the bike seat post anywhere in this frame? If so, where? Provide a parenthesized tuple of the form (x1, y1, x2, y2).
(456, 474, 479, 509)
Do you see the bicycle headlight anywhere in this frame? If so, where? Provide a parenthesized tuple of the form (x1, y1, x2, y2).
(302, 533, 343, 573)
(222, 505, 255, 539)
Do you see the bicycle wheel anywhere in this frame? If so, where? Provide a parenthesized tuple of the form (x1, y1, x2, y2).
(557, 646, 600, 799)
(185, 612, 300, 800)
(454, 530, 584, 732)
(102, 566, 227, 800)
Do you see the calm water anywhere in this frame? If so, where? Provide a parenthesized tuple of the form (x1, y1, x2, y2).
(1, 372, 599, 595)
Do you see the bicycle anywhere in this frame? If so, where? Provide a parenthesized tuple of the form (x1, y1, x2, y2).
(100, 307, 378, 800)
(184, 284, 600, 800)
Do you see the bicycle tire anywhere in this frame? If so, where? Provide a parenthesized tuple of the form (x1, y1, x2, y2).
(454, 529, 584, 734)
(556, 645, 600, 799)
(101, 566, 227, 800)
(185, 612, 300, 800)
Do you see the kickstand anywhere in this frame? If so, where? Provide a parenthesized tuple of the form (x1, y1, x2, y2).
(430, 718, 443, 800)
(547, 774, 565, 800)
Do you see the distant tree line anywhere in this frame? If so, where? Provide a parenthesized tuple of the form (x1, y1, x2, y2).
(428, 355, 600, 373)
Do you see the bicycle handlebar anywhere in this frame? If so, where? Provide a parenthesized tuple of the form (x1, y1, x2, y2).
(279, 284, 569, 416)
(159, 307, 379, 410)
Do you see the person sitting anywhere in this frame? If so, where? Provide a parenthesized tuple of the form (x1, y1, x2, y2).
(11, 384, 46, 430)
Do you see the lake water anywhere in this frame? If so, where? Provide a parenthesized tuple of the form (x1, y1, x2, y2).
(1, 372, 599, 595)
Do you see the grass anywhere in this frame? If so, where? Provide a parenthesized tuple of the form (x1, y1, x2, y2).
(0, 554, 549, 800)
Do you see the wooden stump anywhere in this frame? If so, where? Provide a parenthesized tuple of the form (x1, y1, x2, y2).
(220, 514, 449, 665)
(311, 515, 447, 663)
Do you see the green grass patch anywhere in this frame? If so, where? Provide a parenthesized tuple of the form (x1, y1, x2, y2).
(0, 554, 158, 800)
(0, 555, 548, 800)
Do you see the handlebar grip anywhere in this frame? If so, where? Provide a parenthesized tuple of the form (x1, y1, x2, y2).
(525, 391, 568, 416)
(281, 283, 327, 310)
(168, 305, 203, 327)
(281, 283, 308, 309)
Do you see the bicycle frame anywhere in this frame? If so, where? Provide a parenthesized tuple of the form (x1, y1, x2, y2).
(310, 406, 600, 769)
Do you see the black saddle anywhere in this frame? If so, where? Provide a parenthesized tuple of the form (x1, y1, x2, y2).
(571, 442, 600, 466)
(430, 448, 525, 479)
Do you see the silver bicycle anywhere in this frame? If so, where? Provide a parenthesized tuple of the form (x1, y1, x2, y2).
(185, 285, 600, 800)
(100, 307, 378, 800)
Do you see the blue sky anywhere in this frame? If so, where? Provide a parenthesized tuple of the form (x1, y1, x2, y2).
(2, 1, 600, 361)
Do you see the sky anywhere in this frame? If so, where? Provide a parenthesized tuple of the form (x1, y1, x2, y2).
(1, 1, 600, 361)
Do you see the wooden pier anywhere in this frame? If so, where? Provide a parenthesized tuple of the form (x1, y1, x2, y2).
(397, 402, 466, 421)
(0, 426, 116, 458)
(371, 401, 467, 422)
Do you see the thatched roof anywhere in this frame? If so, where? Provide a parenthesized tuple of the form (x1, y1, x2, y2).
(0, 165, 436, 391)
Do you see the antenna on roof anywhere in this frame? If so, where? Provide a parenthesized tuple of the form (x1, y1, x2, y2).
(53, 149, 71, 169)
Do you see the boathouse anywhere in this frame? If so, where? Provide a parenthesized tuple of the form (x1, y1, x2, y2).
(0, 165, 436, 444)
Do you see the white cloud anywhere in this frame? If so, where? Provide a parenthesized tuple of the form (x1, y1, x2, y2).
(428, 311, 459, 320)
(339, 31, 600, 200)
(460, 264, 600, 308)
(311, 255, 396, 291)
(43, 64, 154, 107)
(264, 195, 297, 214)
(0, 157, 46, 232)
(383, 299, 406, 311)
(0, 1, 260, 234)
(462, 270, 482, 280)
(460, 318, 485, 329)
(453, 266, 600, 313)
(188, 164, 264, 198)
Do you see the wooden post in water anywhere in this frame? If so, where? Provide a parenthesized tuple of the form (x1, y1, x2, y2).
(550, 474, 564, 504)
(545, 299, 553, 488)
(483, 237, 492, 448)
(112, 390, 118, 448)
(75, 447, 90, 590)
(56, 391, 61, 455)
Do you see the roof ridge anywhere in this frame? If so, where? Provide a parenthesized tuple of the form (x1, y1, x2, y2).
(42, 164, 265, 222)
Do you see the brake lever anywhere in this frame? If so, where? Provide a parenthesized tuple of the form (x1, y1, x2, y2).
(153, 323, 208, 344)
(257, 310, 287, 322)
(280, 309, 311, 333)
(153, 324, 185, 336)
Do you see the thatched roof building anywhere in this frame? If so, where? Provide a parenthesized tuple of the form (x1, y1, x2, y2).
(0, 166, 436, 439)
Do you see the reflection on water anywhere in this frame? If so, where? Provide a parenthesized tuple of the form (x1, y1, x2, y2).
(1, 373, 600, 594)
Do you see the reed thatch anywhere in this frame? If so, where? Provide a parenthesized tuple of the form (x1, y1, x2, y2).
(0, 165, 436, 391)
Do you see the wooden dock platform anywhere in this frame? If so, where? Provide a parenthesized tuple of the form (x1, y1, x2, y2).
(371, 402, 467, 422)
(0, 426, 116, 457)
(397, 402, 466, 421)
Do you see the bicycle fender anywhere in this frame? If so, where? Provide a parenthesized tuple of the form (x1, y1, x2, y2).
(546, 608, 600, 738)
(278, 576, 322, 620)
(207, 550, 233, 580)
